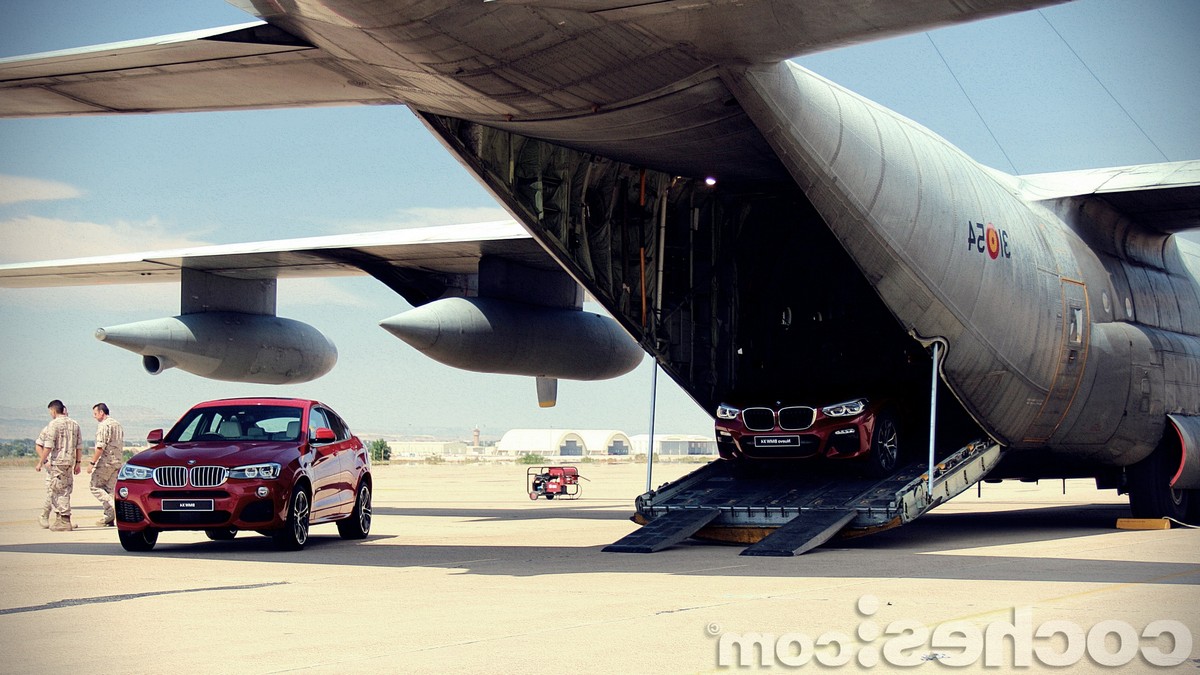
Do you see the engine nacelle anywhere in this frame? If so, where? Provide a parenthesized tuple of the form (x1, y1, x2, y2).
(94, 312, 337, 384)
(380, 297, 642, 380)
(141, 354, 176, 375)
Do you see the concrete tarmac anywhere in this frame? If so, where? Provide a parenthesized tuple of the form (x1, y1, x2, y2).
(0, 462, 1196, 673)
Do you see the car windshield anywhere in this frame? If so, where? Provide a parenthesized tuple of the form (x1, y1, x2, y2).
(166, 405, 304, 443)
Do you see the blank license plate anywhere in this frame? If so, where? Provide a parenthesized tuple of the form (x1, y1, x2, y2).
(162, 499, 214, 511)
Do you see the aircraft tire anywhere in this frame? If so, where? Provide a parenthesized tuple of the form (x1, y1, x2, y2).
(1188, 492, 1200, 525)
(1127, 442, 1189, 521)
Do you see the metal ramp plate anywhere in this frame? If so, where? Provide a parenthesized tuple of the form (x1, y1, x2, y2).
(740, 510, 857, 557)
(602, 508, 721, 553)
(608, 441, 1003, 554)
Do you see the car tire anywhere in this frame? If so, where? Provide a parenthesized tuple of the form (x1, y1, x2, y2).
(204, 527, 237, 541)
(337, 481, 372, 540)
(119, 528, 158, 552)
(866, 412, 900, 477)
(272, 484, 310, 551)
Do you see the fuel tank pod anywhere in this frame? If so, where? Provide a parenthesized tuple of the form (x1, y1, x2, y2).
(380, 296, 643, 380)
(95, 312, 337, 384)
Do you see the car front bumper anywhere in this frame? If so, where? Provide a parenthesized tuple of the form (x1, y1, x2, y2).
(114, 480, 287, 531)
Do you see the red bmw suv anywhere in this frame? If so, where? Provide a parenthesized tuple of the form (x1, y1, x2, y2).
(714, 397, 901, 476)
(115, 397, 371, 552)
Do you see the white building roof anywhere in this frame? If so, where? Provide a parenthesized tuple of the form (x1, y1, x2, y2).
(577, 430, 632, 453)
(497, 429, 586, 455)
(497, 429, 632, 455)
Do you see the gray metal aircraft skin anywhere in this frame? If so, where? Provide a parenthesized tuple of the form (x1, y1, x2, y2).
(1, 0, 1198, 519)
(729, 64, 1198, 473)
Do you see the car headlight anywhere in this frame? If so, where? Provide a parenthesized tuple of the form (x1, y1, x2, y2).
(117, 463, 153, 480)
(716, 403, 740, 420)
(228, 462, 282, 480)
(822, 398, 868, 417)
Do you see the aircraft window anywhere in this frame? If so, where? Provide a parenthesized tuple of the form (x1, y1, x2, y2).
(1069, 307, 1083, 344)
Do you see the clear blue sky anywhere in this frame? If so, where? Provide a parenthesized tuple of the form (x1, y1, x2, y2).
(0, 0, 1197, 440)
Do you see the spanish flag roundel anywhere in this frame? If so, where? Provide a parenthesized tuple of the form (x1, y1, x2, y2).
(985, 223, 1000, 259)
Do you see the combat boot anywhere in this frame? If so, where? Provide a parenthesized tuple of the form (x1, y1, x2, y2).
(96, 517, 114, 527)
(38, 510, 50, 529)
(49, 515, 75, 531)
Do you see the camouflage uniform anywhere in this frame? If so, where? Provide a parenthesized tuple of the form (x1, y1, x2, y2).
(37, 415, 82, 528)
(39, 471, 51, 528)
(90, 416, 124, 525)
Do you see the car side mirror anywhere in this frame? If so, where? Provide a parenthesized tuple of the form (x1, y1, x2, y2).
(312, 427, 336, 443)
(147, 429, 163, 444)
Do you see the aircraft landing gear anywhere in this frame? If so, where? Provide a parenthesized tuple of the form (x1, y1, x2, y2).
(1126, 441, 1193, 522)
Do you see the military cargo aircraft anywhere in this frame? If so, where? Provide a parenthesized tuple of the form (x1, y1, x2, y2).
(1, 0, 1197, 533)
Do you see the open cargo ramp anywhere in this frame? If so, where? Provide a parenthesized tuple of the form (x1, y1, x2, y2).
(604, 440, 1003, 555)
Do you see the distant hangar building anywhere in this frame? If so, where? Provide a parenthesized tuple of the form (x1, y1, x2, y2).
(497, 429, 715, 458)
(630, 434, 717, 457)
(497, 429, 631, 457)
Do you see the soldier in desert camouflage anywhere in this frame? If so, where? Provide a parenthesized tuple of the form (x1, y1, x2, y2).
(34, 400, 82, 532)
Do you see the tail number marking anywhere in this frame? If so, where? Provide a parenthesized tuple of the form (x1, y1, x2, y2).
(967, 221, 1011, 260)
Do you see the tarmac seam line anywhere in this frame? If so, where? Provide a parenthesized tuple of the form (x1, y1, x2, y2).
(0, 582, 288, 615)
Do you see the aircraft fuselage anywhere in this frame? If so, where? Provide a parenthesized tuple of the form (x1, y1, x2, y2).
(3, 0, 1195, 521)
(730, 62, 1200, 472)
(415, 61, 1200, 494)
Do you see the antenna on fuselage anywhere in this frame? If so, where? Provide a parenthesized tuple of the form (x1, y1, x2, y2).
(925, 11, 1172, 173)
(924, 33, 1019, 174)
(1036, 10, 1171, 163)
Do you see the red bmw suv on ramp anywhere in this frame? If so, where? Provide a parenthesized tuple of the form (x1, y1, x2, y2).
(714, 397, 901, 476)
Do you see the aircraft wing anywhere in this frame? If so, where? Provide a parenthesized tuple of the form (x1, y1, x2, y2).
(0, 221, 546, 306)
(0, 21, 396, 117)
(1009, 160, 1200, 234)
(0, 1, 1058, 119)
